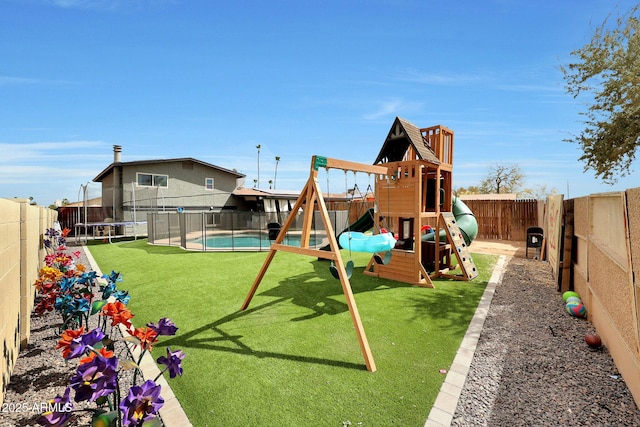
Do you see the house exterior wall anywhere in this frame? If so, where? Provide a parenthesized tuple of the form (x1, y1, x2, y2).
(100, 172, 116, 216)
(99, 160, 244, 222)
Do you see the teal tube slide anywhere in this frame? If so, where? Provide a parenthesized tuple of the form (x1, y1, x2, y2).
(421, 196, 478, 246)
(338, 231, 396, 253)
(321, 208, 375, 251)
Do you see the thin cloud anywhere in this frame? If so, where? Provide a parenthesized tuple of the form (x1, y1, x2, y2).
(363, 99, 422, 121)
(0, 74, 76, 86)
(0, 165, 98, 184)
(496, 83, 563, 93)
(47, 0, 121, 9)
(43, 0, 176, 11)
(0, 75, 42, 86)
(395, 69, 486, 85)
(0, 141, 107, 164)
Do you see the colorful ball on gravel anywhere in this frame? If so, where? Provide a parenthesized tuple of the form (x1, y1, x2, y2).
(563, 291, 580, 301)
(585, 334, 602, 348)
(566, 301, 587, 318)
(565, 296, 582, 304)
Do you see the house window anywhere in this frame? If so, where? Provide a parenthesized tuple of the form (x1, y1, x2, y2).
(137, 173, 168, 187)
(154, 175, 168, 187)
(205, 178, 214, 191)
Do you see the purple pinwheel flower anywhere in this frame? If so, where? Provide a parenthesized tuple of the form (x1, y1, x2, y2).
(70, 355, 118, 402)
(82, 328, 105, 346)
(119, 380, 164, 426)
(36, 387, 74, 426)
(157, 347, 185, 378)
(66, 327, 106, 359)
(147, 318, 178, 336)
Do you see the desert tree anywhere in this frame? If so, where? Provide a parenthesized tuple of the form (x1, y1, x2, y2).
(453, 185, 482, 195)
(519, 184, 559, 200)
(479, 164, 524, 194)
(561, 4, 640, 183)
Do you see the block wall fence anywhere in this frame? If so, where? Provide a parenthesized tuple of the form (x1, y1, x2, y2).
(0, 199, 57, 406)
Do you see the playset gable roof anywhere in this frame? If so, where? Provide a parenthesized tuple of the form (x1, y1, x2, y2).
(373, 117, 441, 165)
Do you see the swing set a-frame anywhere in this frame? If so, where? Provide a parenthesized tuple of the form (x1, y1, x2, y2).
(241, 155, 388, 372)
(241, 119, 479, 372)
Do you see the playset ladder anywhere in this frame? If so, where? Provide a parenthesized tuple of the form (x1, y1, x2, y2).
(439, 212, 479, 281)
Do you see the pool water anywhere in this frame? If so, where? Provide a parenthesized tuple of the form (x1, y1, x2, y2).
(193, 232, 321, 249)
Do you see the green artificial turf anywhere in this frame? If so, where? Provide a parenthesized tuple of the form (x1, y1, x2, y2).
(87, 240, 497, 427)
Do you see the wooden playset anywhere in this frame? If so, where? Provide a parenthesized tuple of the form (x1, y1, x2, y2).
(241, 117, 478, 371)
(364, 117, 478, 287)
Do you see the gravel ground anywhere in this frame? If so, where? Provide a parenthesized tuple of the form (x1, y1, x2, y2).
(452, 256, 640, 426)
(1, 245, 142, 427)
(3, 247, 640, 426)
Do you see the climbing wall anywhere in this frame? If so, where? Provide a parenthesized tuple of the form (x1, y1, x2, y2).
(440, 212, 478, 280)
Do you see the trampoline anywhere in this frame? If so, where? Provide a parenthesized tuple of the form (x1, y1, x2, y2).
(75, 221, 147, 243)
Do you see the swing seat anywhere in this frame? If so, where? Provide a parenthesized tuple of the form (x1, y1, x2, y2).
(330, 260, 354, 279)
(373, 251, 392, 265)
(339, 232, 396, 253)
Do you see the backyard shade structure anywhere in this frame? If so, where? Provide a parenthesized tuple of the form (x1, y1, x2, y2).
(241, 155, 389, 372)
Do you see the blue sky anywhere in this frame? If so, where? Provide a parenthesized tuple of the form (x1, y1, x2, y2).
(1, 0, 639, 206)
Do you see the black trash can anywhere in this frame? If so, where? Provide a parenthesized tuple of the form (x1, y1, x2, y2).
(267, 222, 281, 240)
(526, 226, 544, 259)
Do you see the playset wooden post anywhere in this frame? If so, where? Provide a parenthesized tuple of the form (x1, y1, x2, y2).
(241, 155, 388, 372)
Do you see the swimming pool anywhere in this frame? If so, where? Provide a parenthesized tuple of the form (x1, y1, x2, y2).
(192, 232, 322, 250)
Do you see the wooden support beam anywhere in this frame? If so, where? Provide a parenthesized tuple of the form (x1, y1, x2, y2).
(241, 156, 382, 372)
(312, 155, 389, 176)
(270, 243, 337, 260)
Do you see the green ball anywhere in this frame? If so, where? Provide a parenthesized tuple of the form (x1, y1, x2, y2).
(563, 291, 580, 301)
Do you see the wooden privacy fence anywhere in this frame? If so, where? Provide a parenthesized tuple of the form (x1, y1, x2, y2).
(463, 199, 541, 241)
(321, 198, 541, 241)
(548, 188, 640, 409)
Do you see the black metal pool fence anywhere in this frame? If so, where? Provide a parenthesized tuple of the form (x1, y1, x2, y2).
(146, 210, 348, 251)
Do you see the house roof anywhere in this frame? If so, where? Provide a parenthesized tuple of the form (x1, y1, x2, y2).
(93, 157, 245, 182)
(373, 117, 441, 165)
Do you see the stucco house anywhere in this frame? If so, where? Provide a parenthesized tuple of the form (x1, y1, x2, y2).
(68, 146, 361, 240)
(93, 145, 246, 222)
